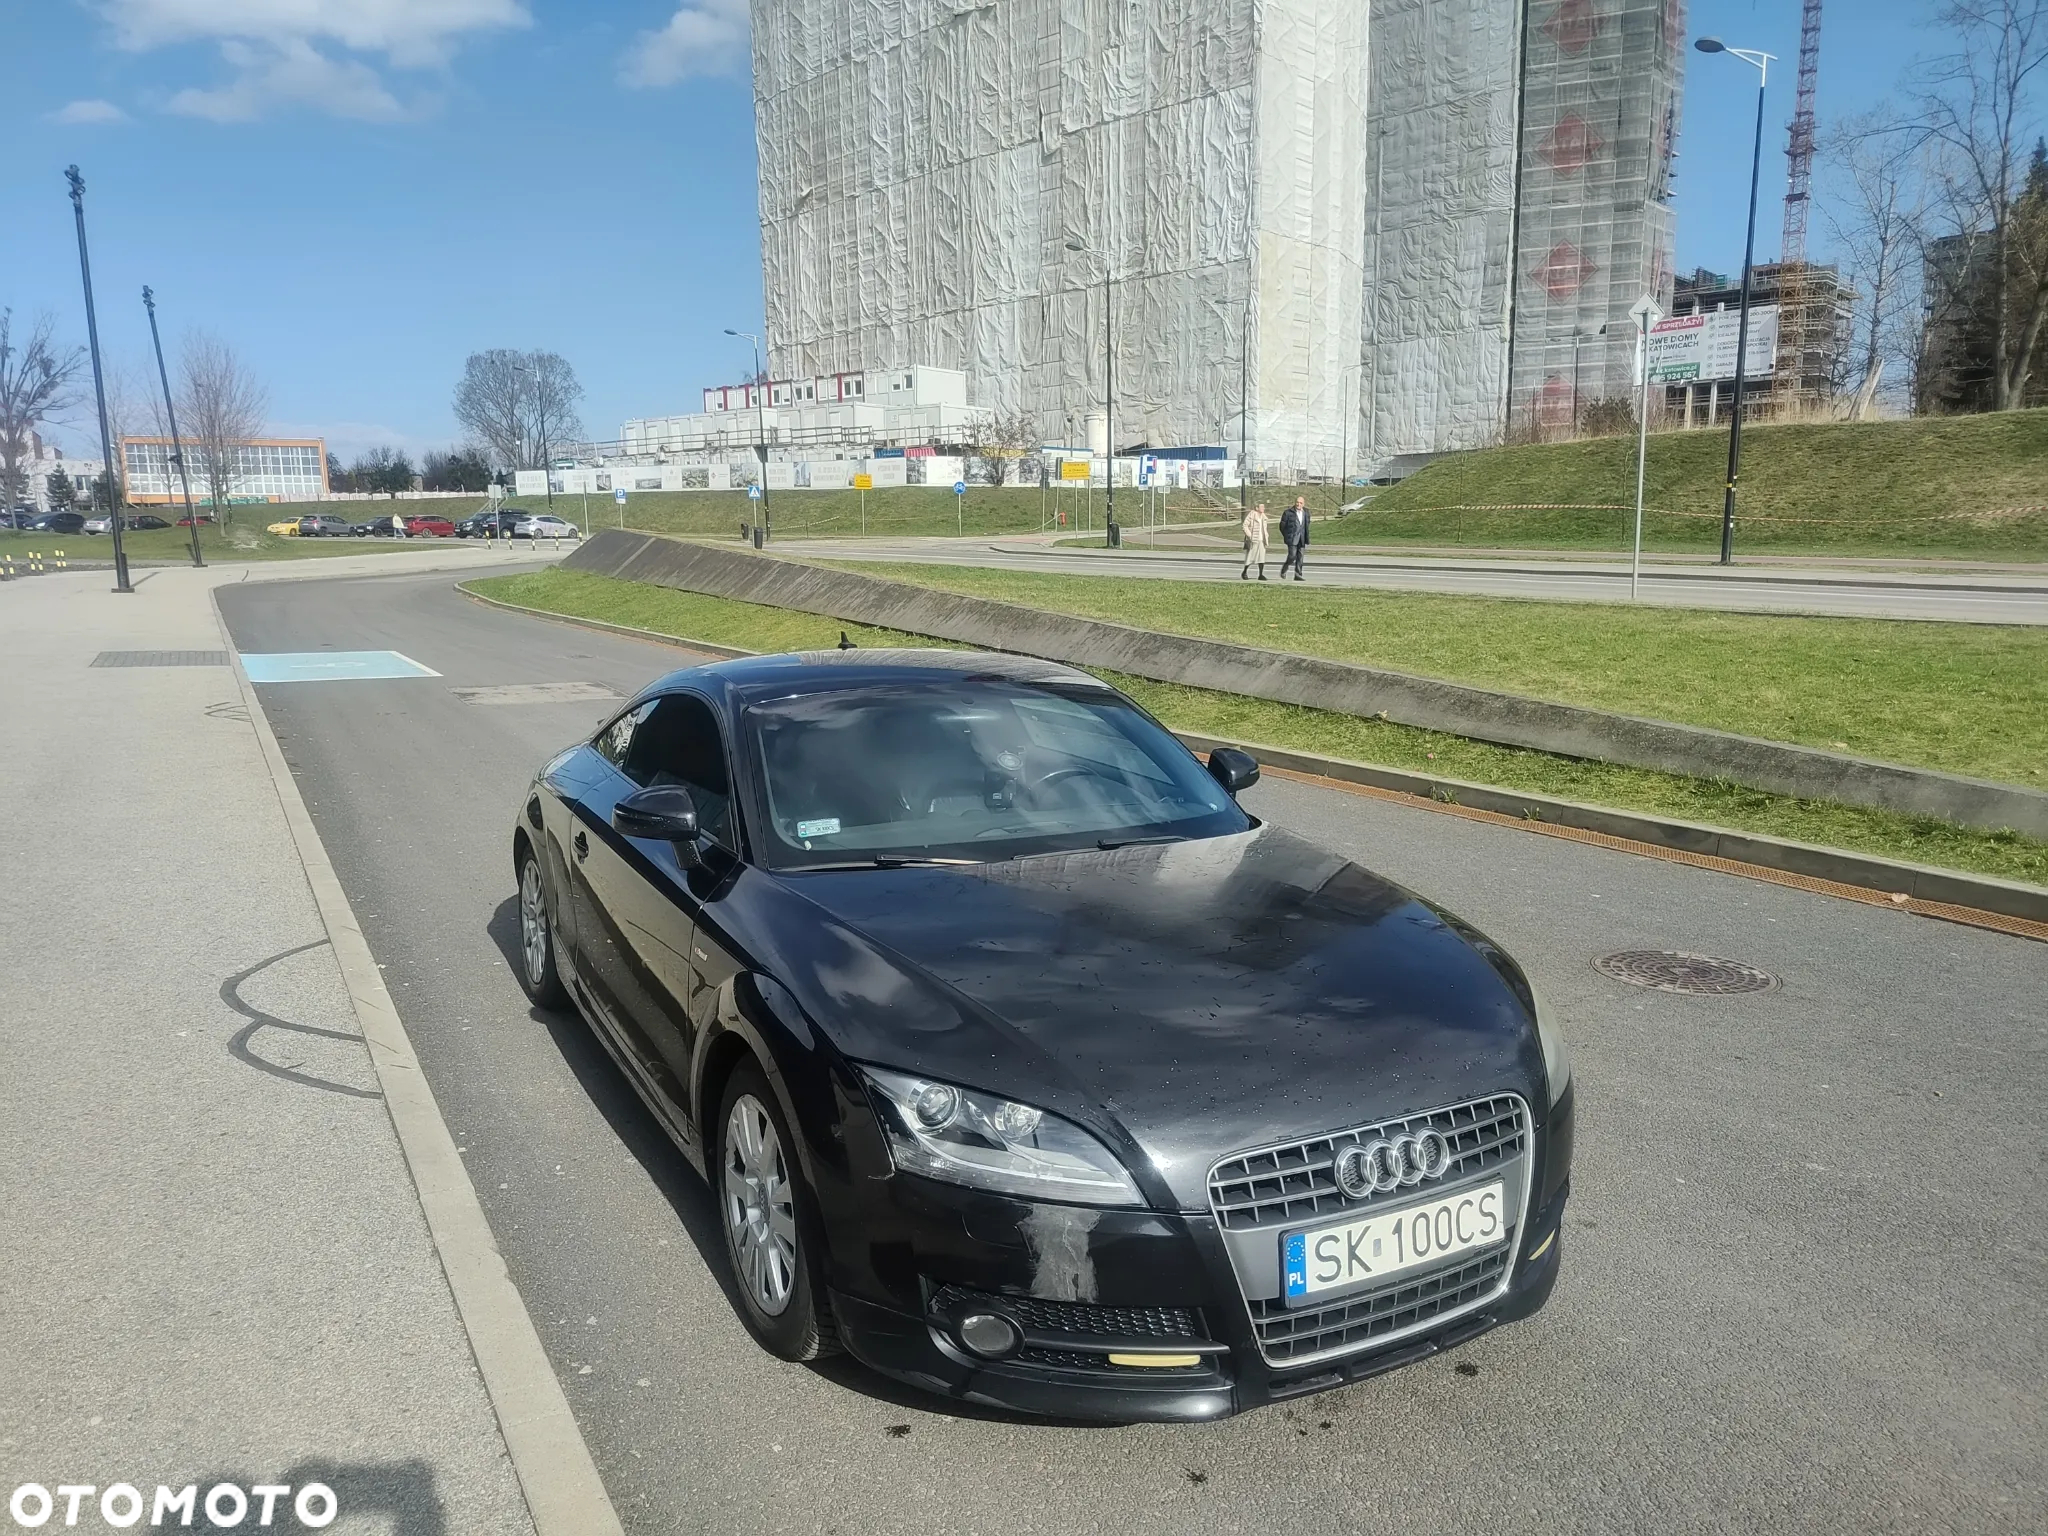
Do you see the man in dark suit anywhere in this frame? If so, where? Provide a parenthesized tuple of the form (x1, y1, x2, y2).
(1279, 495, 1310, 581)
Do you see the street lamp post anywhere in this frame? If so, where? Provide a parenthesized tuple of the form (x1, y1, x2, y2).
(141, 286, 203, 568)
(1239, 292, 1251, 510)
(65, 166, 131, 594)
(1695, 37, 1774, 566)
(512, 358, 555, 510)
(725, 329, 770, 544)
(1063, 238, 1117, 547)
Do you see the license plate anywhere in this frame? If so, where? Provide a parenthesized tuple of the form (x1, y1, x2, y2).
(1283, 1181, 1506, 1305)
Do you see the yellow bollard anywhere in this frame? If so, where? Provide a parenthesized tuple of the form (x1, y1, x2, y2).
(53, 548, 67, 570)
(28, 549, 42, 573)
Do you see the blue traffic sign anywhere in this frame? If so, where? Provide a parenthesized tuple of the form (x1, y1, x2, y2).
(748, 483, 762, 500)
(614, 487, 628, 504)
(953, 480, 968, 495)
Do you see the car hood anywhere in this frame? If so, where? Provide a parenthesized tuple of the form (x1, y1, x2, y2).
(747, 825, 1544, 1211)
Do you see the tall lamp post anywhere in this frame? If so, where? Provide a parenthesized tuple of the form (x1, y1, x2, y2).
(512, 358, 554, 511)
(725, 328, 770, 544)
(141, 287, 203, 567)
(1695, 37, 1774, 566)
(65, 166, 131, 594)
(1065, 238, 1117, 547)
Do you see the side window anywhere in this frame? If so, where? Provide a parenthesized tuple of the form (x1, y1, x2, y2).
(620, 694, 734, 847)
(594, 702, 650, 769)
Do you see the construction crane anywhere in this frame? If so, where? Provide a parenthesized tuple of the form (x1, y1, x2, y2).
(1776, 0, 1826, 410)
(1782, 0, 1823, 266)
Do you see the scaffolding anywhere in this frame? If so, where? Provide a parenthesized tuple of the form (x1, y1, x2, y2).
(1504, 0, 1685, 438)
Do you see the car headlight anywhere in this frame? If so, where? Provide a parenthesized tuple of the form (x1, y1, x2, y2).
(860, 1067, 1142, 1206)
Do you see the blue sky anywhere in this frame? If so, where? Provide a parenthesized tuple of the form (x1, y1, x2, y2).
(5, 2, 1930, 460)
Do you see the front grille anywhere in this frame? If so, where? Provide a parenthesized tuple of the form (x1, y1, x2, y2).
(1207, 1094, 1527, 1232)
(929, 1285, 1200, 1341)
(1248, 1249, 1509, 1365)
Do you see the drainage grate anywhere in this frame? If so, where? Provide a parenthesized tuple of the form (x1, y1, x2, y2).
(91, 650, 229, 668)
(1594, 951, 1780, 996)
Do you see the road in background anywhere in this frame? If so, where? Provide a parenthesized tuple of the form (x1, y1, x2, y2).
(776, 535, 2048, 624)
(217, 568, 2047, 1535)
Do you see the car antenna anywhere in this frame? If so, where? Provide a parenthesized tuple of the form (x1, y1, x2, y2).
(838, 631, 857, 650)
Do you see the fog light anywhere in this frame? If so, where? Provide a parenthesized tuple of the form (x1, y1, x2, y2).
(957, 1312, 1020, 1358)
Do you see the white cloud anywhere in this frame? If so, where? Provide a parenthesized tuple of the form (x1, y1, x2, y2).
(620, 0, 750, 88)
(92, 0, 529, 120)
(98, 0, 530, 68)
(52, 98, 130, 124)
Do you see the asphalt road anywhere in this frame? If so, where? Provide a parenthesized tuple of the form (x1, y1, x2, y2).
(217, 567, 2047, 1535)
(781, 536, 2048, 624)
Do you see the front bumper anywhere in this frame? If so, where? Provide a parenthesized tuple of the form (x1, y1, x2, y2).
(821, 1086, 1573, 1422)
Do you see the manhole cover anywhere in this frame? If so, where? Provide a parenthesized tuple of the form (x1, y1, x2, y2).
(1593, 950, 1779, 996)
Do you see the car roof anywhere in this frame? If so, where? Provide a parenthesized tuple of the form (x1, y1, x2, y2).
(637, 648, 1107, 709)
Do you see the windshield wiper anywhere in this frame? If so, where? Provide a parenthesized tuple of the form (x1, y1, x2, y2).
(1094, 834, 1188, 851)
(796, 855, 982, 871)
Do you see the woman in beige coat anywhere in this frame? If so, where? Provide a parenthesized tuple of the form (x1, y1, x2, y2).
(1240, 502, 1271, 580)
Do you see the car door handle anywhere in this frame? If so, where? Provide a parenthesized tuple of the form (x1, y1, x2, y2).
(573, 830, 589, 861)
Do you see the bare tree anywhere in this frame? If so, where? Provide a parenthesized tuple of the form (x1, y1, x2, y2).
(453, 349, 585, 472)
(967, 411, 1039, 486)
(177, 333, 268, 527)
(1912, 0, 2048, 410)
(1821, 112, 1929, 413)
(0, 310, 84, 509)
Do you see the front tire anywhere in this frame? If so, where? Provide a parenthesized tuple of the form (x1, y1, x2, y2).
(716, 1064, 838, 1361)
(515, 849, 568, 1009)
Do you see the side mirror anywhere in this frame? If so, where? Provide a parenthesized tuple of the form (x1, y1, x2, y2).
(613, 784, 703, 866)
(1206, 746, 1261, 796)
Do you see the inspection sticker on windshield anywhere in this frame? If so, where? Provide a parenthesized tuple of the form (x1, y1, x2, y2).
(1283, 1181, 1504, 1305)
(796, 818, 841, 839)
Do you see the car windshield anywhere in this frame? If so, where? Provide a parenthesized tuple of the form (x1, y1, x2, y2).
(741, 676, 1249, 869)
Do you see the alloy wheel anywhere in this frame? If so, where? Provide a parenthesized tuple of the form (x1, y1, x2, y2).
(519, 859, 549, 988)
(723, 1094, 798, 1317)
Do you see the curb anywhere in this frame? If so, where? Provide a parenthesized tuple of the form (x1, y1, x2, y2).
(211, 589, 625, 1536)
(457, 583, 2046, 941)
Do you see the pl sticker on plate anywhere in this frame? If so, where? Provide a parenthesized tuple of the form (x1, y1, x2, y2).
(796, 817, 841, 839)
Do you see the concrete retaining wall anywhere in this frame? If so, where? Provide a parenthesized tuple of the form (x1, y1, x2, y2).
(562, 531, 2048, 839)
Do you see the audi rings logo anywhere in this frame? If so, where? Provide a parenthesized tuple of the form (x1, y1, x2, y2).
(1333, 1130, 1452, 1199)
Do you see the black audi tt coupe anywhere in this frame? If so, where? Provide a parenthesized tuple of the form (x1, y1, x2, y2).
(511, 649, 1573, 1420)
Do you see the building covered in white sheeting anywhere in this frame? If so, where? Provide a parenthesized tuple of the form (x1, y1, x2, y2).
(748, 0, 1684, 477)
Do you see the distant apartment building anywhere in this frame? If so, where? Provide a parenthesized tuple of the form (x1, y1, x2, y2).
(119, 437, 328, 504)
(9, 433, 105, 511)
(621, 365, 990, 459)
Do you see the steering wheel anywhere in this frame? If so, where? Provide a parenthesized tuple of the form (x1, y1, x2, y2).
(1017, 765, 1104, 806)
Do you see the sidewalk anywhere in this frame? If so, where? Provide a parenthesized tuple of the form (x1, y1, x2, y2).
(0, 551, 578, 1532)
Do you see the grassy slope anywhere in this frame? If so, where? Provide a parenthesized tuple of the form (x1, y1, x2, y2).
(825, 563, 2048, 787)
(463, 568, 2048, 888)
(1327, 409, 2048, 557)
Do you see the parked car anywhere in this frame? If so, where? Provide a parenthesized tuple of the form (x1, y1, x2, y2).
(511, 651, 1572, 1422)
(349, 515, 405, 538)
(403, 515, 457, 538)
(512, 514, 580, 540)
(26, 511, 87, 535)
(459, 508, 529, 539)
(84, 515, 116, 534)
(267, 519, 303, 537)
(298, 514, 353, 538)
(129, 514, 171, 530)
(176, 512, 216, 527)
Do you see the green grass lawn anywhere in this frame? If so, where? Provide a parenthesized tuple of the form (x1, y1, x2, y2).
(1324, 409, 2048, 560)
(462, 567, 2048, 888)
(0, 522, 498, 564)
(235, 487, 1230, 544)
(821, 562, 2048, 788)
